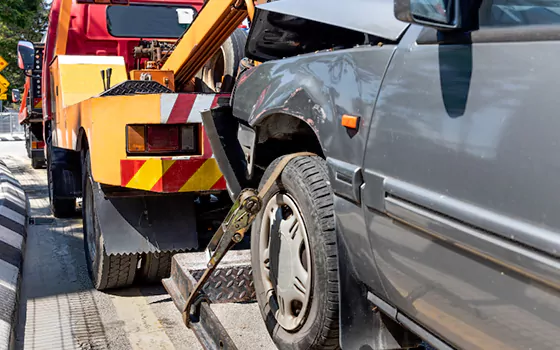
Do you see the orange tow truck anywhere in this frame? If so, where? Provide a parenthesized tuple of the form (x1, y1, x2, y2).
(16, 0, 252, 291)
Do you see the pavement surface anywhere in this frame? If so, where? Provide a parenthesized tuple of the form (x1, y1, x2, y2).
(0, 141, 276, 350)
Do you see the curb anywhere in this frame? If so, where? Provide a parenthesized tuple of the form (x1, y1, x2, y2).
(0, 160, 27, 350)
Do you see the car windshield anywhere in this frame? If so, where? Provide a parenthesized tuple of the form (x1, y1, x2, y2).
(107, 4, 196, 39)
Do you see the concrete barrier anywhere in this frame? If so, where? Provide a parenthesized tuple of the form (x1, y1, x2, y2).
(0, 161, 27, 350)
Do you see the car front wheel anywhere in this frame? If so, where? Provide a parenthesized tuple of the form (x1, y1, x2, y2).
(251, 155, 340, 349)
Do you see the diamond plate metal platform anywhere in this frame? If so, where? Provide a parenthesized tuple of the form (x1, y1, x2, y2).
(163, 249, 255, 310)
(98, 80, 172, 97)
(162, 250, 254, 350)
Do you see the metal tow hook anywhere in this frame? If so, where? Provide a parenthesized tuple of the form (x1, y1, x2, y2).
(181, 152, 316, 325)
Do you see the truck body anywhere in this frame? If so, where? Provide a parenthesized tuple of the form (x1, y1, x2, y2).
(18, 43, 45, 168)
(17, 0, 253, 291)
(203, 0, 560, 349)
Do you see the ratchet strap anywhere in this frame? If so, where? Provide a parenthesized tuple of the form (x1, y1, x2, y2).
(182, 152, 316, 322)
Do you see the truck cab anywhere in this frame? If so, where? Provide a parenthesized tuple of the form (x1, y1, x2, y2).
(204, 0, 560, 348)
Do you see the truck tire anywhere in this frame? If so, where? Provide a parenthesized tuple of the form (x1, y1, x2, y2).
(25, 126, 31, 158)
(82, 150, 138, 290)
(47, 141, 75, 218)
(197, 28, 247, 93)
(31, 157, 43, 169)
(251, 155, 340, 350)
(138, 252, 173, 284)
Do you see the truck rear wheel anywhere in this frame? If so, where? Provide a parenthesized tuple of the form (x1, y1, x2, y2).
(82, 150, 138, 290)
(139, 252, 173, 284)
(251, 155, 340, 350)
(31, 157, 43, 169)
(47, 141, 76, 218)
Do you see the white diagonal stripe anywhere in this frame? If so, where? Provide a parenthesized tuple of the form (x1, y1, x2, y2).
(0, 180, 24, 198)
(0, 191, 26, 208)
(160, 94, 179, 123)
(0, 259, 18, 291)
(0, 206, 25, 226)
(187, 94, 215, 123)
(0, 226, 23, 250)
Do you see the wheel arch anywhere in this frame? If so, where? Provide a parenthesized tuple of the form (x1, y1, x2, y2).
(249, 111, 325, 185)
(76, 127, 89, 152)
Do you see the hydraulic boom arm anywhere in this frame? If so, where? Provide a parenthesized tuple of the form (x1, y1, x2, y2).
(162, 0, 255, 89)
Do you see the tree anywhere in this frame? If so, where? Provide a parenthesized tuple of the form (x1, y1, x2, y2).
(0, 0, 49, 105)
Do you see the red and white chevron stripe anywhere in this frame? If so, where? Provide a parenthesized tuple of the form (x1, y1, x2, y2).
(160, 93, 225, 124)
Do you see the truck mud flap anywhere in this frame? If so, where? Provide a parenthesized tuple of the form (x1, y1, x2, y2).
(93, 188, 199, 255)
(162, 250, 255, 350)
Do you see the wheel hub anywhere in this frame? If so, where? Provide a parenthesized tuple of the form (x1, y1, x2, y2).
(260, 193, 312, 331)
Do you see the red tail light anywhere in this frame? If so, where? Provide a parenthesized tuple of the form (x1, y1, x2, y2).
(31, 141, 45, 149)
(146, 125, 179, 152)
(127, 124, 199, 155)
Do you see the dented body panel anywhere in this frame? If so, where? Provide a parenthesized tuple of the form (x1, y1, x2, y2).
(233, 45, 397, 177)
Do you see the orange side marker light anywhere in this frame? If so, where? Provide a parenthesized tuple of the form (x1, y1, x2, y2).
(341, 114, 359, 129)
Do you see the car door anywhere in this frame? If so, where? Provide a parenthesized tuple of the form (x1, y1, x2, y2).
(361, 2, 560, 349)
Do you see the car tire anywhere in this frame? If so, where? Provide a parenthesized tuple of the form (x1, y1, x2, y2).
(251, 155, 340, 350)
(82, 149, 138, 290)
(47, 140, 75, 218)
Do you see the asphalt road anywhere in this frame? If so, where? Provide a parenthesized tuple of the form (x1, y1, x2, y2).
(0, 140, 276, 350)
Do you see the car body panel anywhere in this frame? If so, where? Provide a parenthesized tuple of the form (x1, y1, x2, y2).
(362, 24, 560, 349)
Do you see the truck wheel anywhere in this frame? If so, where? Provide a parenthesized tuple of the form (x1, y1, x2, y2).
(139, 252, 173, 284)
(251, 155, 340, 350)
(31, 157, 43, 169)
(82, 150, 138, 290)
(47, 141, 75, 218)
(25, 126, 31, 158)
(197, 28, 247, 93)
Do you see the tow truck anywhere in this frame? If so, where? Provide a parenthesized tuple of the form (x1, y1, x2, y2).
(16, 0, 252, 291)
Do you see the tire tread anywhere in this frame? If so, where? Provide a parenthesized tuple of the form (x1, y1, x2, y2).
(253, 155, 340, 350)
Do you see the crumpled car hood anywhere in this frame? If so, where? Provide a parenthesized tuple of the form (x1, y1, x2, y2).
(256, 0, 409, 41)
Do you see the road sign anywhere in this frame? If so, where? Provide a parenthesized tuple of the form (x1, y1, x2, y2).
(0, 94, 7, 101)
(0, 84, 7, 95)
(0, 56, 7, 73)
(0, 74, 9, 89)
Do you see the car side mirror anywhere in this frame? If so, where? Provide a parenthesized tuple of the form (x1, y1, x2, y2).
(394, 0, 466, 30)
(17, 41, 35, 72)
